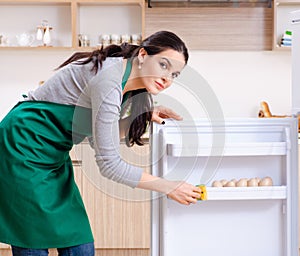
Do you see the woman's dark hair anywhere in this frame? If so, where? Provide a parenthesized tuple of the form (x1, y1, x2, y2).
(56, 31, 189, 146)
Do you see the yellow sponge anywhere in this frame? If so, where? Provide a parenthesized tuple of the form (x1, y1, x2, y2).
(196, 184, 207, 200)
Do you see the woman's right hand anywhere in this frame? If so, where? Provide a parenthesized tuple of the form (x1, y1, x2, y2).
(136, 172, 202, 205)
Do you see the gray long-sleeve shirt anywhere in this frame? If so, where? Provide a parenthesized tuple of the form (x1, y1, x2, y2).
(27, 57, 143, 188)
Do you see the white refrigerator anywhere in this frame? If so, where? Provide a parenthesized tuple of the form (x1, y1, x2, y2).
(150, 118, 298, 256)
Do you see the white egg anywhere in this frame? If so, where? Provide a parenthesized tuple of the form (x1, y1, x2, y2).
(220, 179, 228, 186)
(259, 176, 273, 186)
(247, 178, 258, 187)
(255, 177, 261, 183)
(224, 181, 236, 187)
(236, 178, 248, 187)
(231, 178, 237, 184)
(212, 180, 223, 187)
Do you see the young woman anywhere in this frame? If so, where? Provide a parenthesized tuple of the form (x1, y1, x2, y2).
(0, 31, 202, 256)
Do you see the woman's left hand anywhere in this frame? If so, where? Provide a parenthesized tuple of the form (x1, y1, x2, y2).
(152, 105, 183, 124)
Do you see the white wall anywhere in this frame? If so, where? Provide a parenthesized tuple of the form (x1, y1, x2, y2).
(188, 50, 292, 118)
(0, 50, 292, 120)
(153, 50, 292, 120)
(0, 50, 72, 119)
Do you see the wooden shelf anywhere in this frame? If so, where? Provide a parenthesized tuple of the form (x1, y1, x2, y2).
(0, 0, 142, 3)
(0, 46, 104, 51)
(0, 46, 73, 50)
(77, 0, 143, 3)
(0, 0, 71, 3)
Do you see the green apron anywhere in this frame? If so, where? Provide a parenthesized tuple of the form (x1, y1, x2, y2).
(0, 101, 94, 248)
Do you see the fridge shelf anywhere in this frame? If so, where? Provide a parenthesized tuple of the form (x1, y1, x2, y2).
(204, 186, 287, 200)
(167, 142, 288, 157)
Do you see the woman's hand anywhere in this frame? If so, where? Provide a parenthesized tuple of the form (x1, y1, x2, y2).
(166, 181, 202, 205)
(151, 105, 183, 124)
(136, 173, 201, 205)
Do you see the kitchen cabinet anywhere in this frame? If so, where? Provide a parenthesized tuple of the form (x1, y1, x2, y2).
(273, 0, 300, 50)
(0, 0, 296, 51)
(145, 4, 273, 51)
(151, 119, 298, 256)
(79, 141, 150, 255)
(0, 0, 144, 50)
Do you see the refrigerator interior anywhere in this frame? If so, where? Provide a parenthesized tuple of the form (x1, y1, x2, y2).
(151, 118, 298, 256)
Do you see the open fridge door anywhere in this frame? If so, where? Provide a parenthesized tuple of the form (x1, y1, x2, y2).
(151, 119, 298, 256)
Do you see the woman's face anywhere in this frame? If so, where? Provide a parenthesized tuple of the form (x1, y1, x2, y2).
(137, 48, 186, 95)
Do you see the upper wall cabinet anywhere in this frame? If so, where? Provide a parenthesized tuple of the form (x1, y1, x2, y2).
(146, 0, 299, 51)
(0, 0, 145, 50)
(273, 0, 300, 50)
(145, 4, 273, 51)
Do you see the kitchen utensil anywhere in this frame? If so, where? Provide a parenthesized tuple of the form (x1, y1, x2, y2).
(80, 35, 90, 47)
(43, 26, 51, 45)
